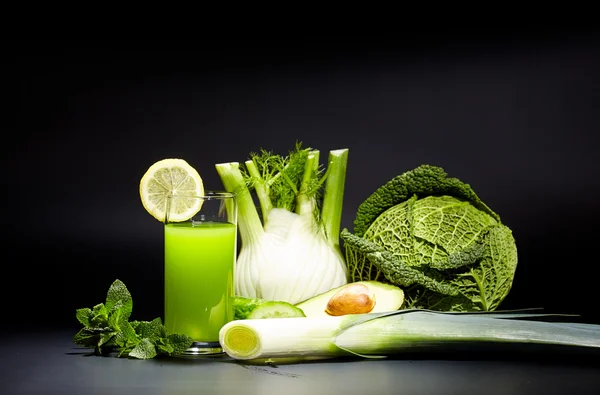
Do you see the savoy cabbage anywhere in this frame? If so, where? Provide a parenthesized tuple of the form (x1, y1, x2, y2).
(341, 165, 518, 312)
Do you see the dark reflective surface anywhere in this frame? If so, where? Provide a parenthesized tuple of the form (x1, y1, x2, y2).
(2, 331, 599, 395)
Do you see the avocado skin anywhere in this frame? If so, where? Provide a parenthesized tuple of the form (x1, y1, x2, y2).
(295, 281, 404, 317)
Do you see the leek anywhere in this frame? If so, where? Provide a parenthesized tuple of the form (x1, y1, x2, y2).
(219, 309, 600, 363)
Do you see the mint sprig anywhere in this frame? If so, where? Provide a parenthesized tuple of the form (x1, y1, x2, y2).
(73, 279, 193, 359)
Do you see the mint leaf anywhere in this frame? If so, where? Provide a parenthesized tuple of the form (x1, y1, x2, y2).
(107, 299, 134, 333)
(156, 341, 175, 355)
(75, 308, 92, 327)
(97, 332, 118, 353)
(73, 328, 100, 348)
(90, 304, 109, 327)
(120, 319, 138, 343)
(167, 333, 194, 354)
(112, 320, 141, 356)
(105, 279, 132, 322)
(131, 318, 163, 340)
(153, 323, 168, 339)
(129, 319, 193, 358)
(153, 332, 194, 356)
(129, 338, 157, 359)
(74, 279, 194, 359)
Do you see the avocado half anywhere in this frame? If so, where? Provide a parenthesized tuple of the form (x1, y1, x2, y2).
(295, 281, 404, 317)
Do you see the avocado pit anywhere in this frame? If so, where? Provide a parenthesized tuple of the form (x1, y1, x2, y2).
(325, 283, 376, 316)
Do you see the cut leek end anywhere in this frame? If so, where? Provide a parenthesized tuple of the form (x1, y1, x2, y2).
(220, 322, 261, 360)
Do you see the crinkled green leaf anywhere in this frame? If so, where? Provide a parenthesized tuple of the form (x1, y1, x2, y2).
(154, 324, 168, 339)
(167, 333, 194, 355)
(90, 304, 109, 327)
(402, 284, 478, 311)
(112, 320, 140, 351)
(73, 280, 195, 359)
(108, 303, 124, 330)
(156, 342, 175, 355)
(353, 165, 499, 237)
(366, 251, 461, 296)
(341, 230, 459, 295)
(75, 308, 92, 327)
(410, 196, 496, 262)
(342, 165, 518, 312)
(105, 279, 132, 322)
(429, 243, 486, 270)
(73, 328, 100, 348)
(129, 338, 157, 360)
(97, 332, 118, 353)
(131, 318, 163, 340)
(450, 225, 518, 311)
(361, 196, 496, 270)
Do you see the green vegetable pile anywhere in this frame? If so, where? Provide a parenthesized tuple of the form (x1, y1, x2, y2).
(73, 280, 193, 359)
(341, 164, 518, 312)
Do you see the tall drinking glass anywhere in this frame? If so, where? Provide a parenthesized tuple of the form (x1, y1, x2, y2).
(163, 191, 237, 357)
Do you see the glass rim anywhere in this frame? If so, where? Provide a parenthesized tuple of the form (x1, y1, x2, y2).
(166, 191, 235, 199)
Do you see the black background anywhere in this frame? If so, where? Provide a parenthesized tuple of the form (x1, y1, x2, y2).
(5, 34, 600, 334)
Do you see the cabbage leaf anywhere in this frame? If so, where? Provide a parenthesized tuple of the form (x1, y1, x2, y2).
(341, 165, 518, 312)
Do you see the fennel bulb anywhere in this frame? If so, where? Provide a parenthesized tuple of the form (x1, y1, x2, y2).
(216, 144, 349, 305)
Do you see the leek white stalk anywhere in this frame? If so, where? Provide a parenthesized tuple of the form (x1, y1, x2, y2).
(216, 146, 349, 305)
(219, 315, 351, 362)
(219, 310, 600, 363)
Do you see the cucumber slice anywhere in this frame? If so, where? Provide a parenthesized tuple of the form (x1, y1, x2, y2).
(234, 297, 306, 320)
(247, 301, 306, 319)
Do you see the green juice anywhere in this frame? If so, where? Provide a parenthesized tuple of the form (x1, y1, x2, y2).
(164, 221, 236, 342)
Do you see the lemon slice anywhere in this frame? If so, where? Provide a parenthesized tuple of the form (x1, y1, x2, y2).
(139, 158, 205, 222)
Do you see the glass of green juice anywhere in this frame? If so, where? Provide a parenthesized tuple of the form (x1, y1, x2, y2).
(163, 191, 237, 357)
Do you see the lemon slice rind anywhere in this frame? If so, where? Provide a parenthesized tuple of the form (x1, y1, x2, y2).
(139, 158, 205, 222)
